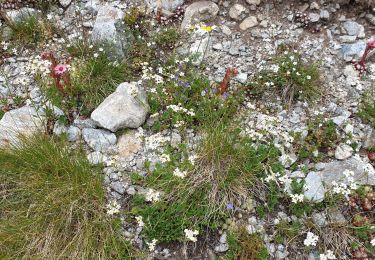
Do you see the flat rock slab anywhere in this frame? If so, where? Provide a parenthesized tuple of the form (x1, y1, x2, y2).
(317, 157, 375, 186)
(0, 106, 45, 147)
(91, 82, 149, 132)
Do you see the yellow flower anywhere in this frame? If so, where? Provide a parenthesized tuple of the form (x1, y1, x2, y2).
(200, 26, 214, 32)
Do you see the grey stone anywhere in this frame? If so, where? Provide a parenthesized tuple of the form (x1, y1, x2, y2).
(53, 122, 68, 136)
(91, 82, 149, 132)
(339, 35, 357, 43)
(87, 151, 106, 165)
(59, 0, 72, 8)
(111, 181, 126, 194)
(319, 157, 375, 186)
(91, 5, 133, 58)
(181, 1, 219, 29)
(246, 0, 261, 5)
(145, 0, 184, 12)
(82, 128, 117, 152)
(236, 73, 248, 83)
(67, 126, 81, 142)
(309, 13, 320, 22)
(239, 16, 258, 30)
(363, 128, 375, 149)
(6, 8, 37, 23)
(335, 143, 353, 160)
(229, 4, 246, 20)
(320, 10, 330, 20)
(312, 212, 327, 227)
(214, 233, 229, 253)
(0, 106, 45, 147)
(342, 21, 361, 36)
(304, 171, 325, 202)
(340, 42, 366, 61)
(328, 208, 347, 225)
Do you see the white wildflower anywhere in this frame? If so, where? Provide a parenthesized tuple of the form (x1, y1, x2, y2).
(173, 168, 187, 178)
(290, 194, 304, 203)
(106, 200, 121, 215)
(160, 154, 171, 163)
(146, 239, 158, 251)
(184, 229, 199, 242)
(319, 250, 336, 260)
(135, 216, 144, 227)
(145, 189, 161, 202)
(303, 232, 319, 247)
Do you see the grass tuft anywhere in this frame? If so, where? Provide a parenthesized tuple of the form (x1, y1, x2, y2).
(0, 134, 132, 259)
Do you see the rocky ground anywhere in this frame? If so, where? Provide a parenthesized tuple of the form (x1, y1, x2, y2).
(1, 0, 375, 259)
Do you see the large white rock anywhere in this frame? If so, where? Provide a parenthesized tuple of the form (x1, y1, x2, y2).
(181, 1, 219, 29)
(304, 171, 325, 202)
(91, 82, 149, 132)
(0, 106, 45, 147)
(91, 5, 132, 58)
(335, 143, 353, 160)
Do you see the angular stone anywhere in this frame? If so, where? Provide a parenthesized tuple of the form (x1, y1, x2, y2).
(304, 171, 325, 202)
(340, 42, 366, 61)
(87, 151, 107, 165)
(117, 130, 143, 160)
(91, 82, 149, 132)
(82, 128, 117, 152)
(91, 5, 133, 58)
(145, 0, 184, 12)
(246, 0, 261, 5)
(335, 143, 353, 160)
(181, 1, 219, 29)
(342, 21, 361, 36)
(0, 106, 45, 147)
(229, 4, 246, 20)
(59, 0, 72, 8)
(239, 16, 258, 30)
(319, 157, 375, 186)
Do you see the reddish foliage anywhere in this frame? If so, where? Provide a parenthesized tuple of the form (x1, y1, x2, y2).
(352, 41, 375, 75)
(218, 67, 238, 95)
(41, 51, 71, 94)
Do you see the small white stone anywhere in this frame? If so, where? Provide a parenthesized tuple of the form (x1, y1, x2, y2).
(239, 16, 258, 30)
(335, 143, 353, 160)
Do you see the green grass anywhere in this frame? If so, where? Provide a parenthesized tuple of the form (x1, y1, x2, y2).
(0, 134, 133, 259)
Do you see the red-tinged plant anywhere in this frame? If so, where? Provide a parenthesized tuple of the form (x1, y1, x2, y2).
(218, 67, 238, 95)
(352, 41, 375, 75)
(41, 51, 71, 94)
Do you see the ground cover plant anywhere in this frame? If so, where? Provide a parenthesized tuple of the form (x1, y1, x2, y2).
(0, 134, 133, 259)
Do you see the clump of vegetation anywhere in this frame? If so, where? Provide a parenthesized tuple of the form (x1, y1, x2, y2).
(7, 14, 57, 46)
(293, 117, 340, 162)
(130, 123, 281, 242)
(0, 134, 132, 259)
(41, 50, 132, 118)
(250, 48, 321, 106)
(358, 87, 375, 128)
(154, 27, 180, 49)
(226, 228, 268, 260)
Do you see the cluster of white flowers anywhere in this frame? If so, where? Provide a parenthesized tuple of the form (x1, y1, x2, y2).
(367, 64, 375, 81)
(1, 41, 9, 51)
(146, 239, 158, 251)
(166, 104, 195, 117)
(184, 229, 199, 242)
(160, 153, 171, 163)
(173, 167, 187, 178)
(303, 232, 319, 247)
(188, 154, 198, 165)
(145, 188, 161, 202)
(135, 216, 144, 227)
(145, 133, 168, 150)
(106, 200, 121, 215)
(174, 120, 185, 128)
(332, 169, 357, 197)
(371, 238, 375, 246)
(243, 112, 294, 149)
(290, 193, 304, 203)
(319, 250, 336, 260)
(141, 62, 164, 85)
(26, 55, 52, 77)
